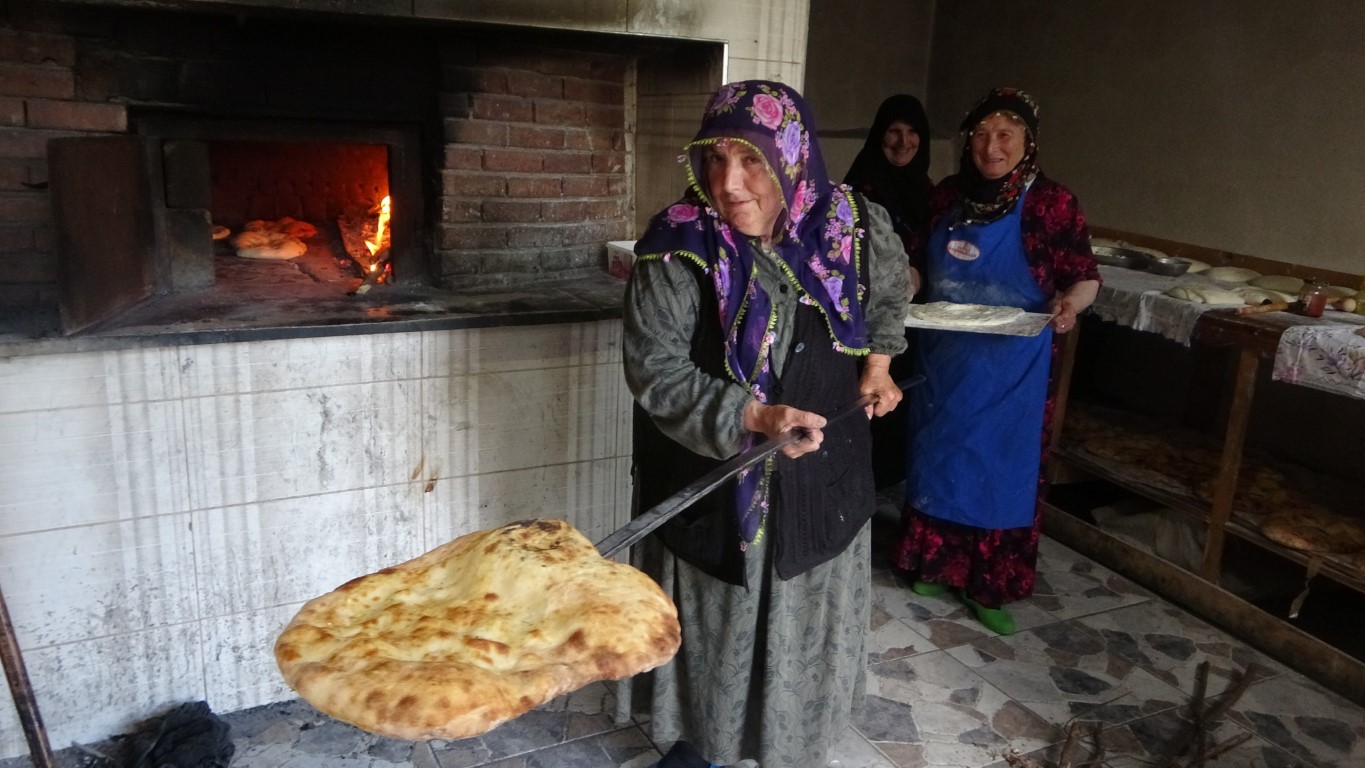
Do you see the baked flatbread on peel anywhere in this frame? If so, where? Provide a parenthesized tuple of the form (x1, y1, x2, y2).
(275, 519, 680, 741)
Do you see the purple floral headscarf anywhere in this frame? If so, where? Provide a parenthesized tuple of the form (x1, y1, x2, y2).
(634, 80, 870, 545)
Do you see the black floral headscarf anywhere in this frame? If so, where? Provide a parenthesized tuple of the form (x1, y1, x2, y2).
(954, 87, 1041, 226)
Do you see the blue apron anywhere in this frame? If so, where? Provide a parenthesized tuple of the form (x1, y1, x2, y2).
(907, 189, 1052, 530)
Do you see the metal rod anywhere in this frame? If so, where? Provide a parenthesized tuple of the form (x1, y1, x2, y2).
(0, 582, 58, 768)
(597, 375, 924, 557)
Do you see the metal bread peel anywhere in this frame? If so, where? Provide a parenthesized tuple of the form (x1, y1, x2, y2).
(596, 375, 925, 557)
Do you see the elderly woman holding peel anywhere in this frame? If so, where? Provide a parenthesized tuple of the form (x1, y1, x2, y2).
(623, 81, 909, 767)
(894, 88, 1100, 635)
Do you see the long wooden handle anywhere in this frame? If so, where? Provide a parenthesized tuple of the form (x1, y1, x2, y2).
(1235, 296, 1357, 316)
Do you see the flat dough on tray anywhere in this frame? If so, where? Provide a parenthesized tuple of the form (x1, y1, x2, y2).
(275, 519, 681, 741)
(908, 301, 1025, 327)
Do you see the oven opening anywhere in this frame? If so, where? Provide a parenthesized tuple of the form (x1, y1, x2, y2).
(208, 139, 394, 293)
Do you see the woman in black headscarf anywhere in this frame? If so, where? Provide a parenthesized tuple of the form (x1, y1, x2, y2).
(844, 94, 933, 489)
(843, 94, 933, 247)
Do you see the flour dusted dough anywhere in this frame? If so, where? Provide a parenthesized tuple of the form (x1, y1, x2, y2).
(1165, 285, 1246, 304)
(909, 301, 1025, 327)
(1204, 266, 1261, 284)
(1234, 286, 1295, 306)
(1248, 275, 1304, 293)
(275, 519, 681, 741)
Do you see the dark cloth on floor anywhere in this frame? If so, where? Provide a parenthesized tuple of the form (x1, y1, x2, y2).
(130, 700, 234, 768)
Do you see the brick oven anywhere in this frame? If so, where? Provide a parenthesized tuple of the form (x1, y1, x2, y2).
(2, 0, 723, 333)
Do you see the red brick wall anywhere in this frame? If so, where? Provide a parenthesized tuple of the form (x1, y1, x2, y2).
(208, 142, 388, 227)
(0, 6, 632, 309)
(436, 44, 629, 284)
(0, 25, 126, 307)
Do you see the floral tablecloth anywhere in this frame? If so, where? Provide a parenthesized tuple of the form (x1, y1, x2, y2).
(1272, 321, 1365, 400)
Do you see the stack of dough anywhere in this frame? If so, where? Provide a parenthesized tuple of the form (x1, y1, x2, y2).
(1204, 266, 1261, 284)
(1165, 285, 1245, 304)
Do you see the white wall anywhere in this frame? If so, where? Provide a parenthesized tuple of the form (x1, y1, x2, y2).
(929, 0, 1365, 278)
(0, 322, 631, 758)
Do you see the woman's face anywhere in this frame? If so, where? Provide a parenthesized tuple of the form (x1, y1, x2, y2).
(703, 140, 784, 239)
(969, 113, 1027, 180)
(881, 120, 921, 167)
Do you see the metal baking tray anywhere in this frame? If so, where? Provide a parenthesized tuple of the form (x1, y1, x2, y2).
(904, 310, 1055, 336)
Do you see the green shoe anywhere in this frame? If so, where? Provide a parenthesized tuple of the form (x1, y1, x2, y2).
(911, 580, 949, 597)
(963, 596, 1016, 635)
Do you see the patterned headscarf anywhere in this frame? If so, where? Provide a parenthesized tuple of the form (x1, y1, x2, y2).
(954, 87, 1041, 226)
(634, 80, 869, 544)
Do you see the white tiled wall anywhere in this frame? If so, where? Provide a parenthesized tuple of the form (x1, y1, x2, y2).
(0, 320, 632, 759)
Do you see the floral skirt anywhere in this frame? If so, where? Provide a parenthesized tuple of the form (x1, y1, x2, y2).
(894, 346, 1058, 608)
(893, 504, 1042, 608)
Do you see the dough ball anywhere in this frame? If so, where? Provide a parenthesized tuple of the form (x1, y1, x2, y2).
(1248, 275, 1304, 293)
(1205, 266, 1261, 284)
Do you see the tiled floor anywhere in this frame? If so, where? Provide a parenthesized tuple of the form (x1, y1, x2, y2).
(7, 508, 1363, 768)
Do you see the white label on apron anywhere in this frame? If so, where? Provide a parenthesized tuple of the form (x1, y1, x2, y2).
(946, 239, 980, 261)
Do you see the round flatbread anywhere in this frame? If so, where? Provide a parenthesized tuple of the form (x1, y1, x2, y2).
(232, 229, 307, 260)
(1325, 285, 1356, 299)
(909, 301, 1024, 327)
(1248, 275, 1304, 293)
(1260, 511, 1365, 555)
(275, 519, 681, 741)
(1204, 266, 1261, 284)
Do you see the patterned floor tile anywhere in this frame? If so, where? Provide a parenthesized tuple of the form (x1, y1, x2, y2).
(827, 724, 897, 767)
(1225, 672, 1365, 768)
(867, 615, 937, 664)
(1068, 707, 1308, 768)
(1069, 601, 1289, 694)
(946, 619, 1186, 729)
(428, 682, 622, 767)
(475, 725, 657, 768)
(1030, 537, 1154, 620)
(872, 569, 1058, 650)
(859, 649, 1062, 767)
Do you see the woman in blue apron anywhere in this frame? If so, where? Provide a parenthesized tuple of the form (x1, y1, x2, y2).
(894, 89, 1101, 634)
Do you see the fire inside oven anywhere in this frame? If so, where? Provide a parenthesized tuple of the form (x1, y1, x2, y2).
(207, 139, 393, 289)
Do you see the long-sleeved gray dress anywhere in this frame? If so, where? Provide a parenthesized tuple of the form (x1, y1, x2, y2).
(622, 201, 909, 767)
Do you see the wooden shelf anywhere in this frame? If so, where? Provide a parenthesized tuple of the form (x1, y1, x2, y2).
(1052, 446, 1365, 597)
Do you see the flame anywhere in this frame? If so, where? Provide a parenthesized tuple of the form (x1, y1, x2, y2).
(365, 195, 391, 256)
